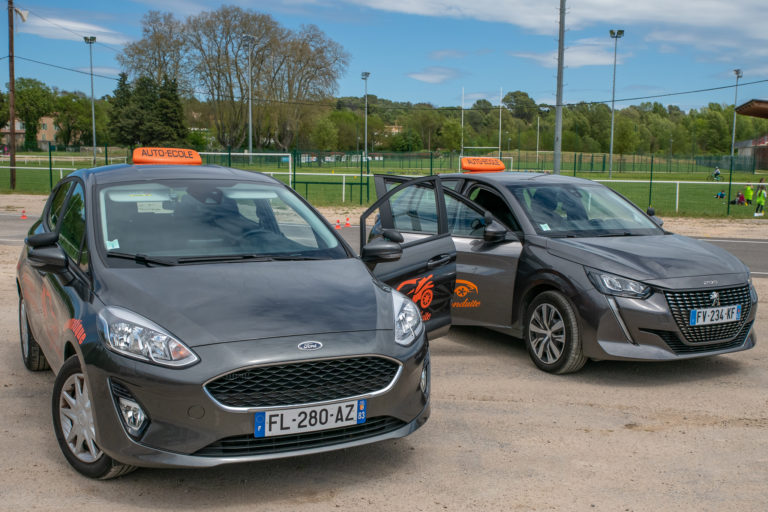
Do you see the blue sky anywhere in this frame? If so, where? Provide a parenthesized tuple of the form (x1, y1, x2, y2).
(3, 0, 767, 112)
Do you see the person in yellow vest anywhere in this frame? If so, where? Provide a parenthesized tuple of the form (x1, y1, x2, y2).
(755, 187, 766, 217)
(744, 183, 754, 205)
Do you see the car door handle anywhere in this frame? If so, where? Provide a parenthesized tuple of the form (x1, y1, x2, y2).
(426, 254, 453, 270)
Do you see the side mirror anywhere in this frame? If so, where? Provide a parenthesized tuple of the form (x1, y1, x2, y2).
(382, 229, 404, 243)
(646, 207, 664, 227)
(26, 231, 59, 248)
(483, 220, 507, 243)
(361, 237, 403, 264)
(27, 245, 68, 273)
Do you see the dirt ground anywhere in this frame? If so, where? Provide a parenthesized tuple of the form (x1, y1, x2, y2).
(1, 194, 767, 511)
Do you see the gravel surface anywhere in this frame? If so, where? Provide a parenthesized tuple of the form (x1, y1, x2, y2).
(1, 194, 766, 511)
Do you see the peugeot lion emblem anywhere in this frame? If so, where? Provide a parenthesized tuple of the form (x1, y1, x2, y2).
(710, 291, 720, 307)
(298, 341, 323, 351)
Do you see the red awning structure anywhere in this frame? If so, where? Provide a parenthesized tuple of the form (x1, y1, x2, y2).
(736, 99, 768, 119)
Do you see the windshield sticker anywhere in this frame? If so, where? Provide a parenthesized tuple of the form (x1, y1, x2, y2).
(105, 239, 120, 250)
(540, 224, 551, 231)
(452, 279, 481, 309)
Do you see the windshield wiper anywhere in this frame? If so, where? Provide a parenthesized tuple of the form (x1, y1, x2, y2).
(106, 251, 177, 266)
(174, 254, 274, 264)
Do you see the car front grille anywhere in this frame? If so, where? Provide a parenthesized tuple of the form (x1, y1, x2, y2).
(664, 285, 752, 344)
(205, 357, 401, 408)
(645, 321, 753, 355)
(193, 416, 406, 457)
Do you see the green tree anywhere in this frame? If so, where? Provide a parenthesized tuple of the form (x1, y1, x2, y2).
(0, 90, 8, 132)
(156, 77, 187, 145)
(15, 78, 54, 150)
(309, 116, 338, 151)
(503, 90, 537, 123)
(54, 92, 90, 146)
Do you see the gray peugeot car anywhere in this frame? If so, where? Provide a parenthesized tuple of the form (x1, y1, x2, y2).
(16, 148, 458, 479)
(371, 170, 757, 374)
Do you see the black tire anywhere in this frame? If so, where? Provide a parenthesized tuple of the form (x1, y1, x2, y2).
(524, 290, 587, 374)
(52, 356, 137, 480)
(19, 296, 49, 371)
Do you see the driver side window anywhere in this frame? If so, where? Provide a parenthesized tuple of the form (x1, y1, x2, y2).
(467, 186, 520, 231)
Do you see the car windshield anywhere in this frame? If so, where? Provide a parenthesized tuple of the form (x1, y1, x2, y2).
(508, 182, 664, 237)
(97, 179, 347, 263)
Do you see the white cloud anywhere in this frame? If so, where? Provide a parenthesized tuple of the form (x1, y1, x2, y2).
(18, 17, 132, 46)
(340, 0, 768, 68)
(512, 39, 619, 69)
(429, 49, 468, 60)
(75, 67, 122, 77)
(407, 66, 461, 83)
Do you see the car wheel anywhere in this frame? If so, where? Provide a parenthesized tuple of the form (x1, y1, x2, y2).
(524, 291, 587, 374)
(19, 296, 49, 371)
(52, 356, 137, 480)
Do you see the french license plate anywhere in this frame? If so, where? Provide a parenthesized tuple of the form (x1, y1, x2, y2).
(254, 399, 367, 438)
(689, 305, 741, 326)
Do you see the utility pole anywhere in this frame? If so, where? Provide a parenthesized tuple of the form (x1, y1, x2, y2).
(361, 72, 370, 162)
(8, 0, 17, 189)
(553, 0, 566, 174)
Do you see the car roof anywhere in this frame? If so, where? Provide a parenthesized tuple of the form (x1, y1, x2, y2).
(70, 163, 278, 186)
(439, 171, 598, 187)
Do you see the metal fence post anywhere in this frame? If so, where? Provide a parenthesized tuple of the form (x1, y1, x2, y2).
(648, 156, 654, 208)
(48, 141, 53, 190)
(104, 144, 108, 166)
(227, 146, 231, 168)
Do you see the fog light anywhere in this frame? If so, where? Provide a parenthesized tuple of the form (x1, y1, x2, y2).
(420, 363, 429, 394)
(118, 397, 147, 437)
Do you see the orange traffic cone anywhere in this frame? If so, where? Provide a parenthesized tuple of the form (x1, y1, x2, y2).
(345, 218, 351, 227)
(335, 219, 341, 230)
(21, 210, 27, 220)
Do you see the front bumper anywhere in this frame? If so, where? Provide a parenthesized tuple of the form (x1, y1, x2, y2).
(576, 282, 757, 361)
(83, 330, 430, 469)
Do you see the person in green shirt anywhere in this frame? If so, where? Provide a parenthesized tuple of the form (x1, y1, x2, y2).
(755, 187, 766, 217)
(744, 184, 754, 205)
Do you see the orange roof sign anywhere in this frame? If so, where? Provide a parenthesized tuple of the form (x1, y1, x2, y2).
(133, 147, 202, 165)
(460, 157, 505, 173)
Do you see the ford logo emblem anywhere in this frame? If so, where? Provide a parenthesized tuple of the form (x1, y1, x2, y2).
(298, 341, 323, 351)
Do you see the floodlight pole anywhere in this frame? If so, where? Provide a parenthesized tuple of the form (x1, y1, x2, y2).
(362, 72, 370, 163)
(608, 29, 624, 179)
(727, 68, 742, 216)
(84, 36, 97, 165)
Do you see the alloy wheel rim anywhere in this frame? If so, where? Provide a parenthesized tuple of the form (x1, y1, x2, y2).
(59, 372, 103, 463)
(20, 300, 29, 360)
(528, 303, 566, 364)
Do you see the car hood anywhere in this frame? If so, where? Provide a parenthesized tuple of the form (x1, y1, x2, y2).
(94, 258, 393, 347)
(545, 234, 748, 282)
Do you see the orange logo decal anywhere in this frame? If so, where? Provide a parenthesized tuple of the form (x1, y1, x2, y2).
(67, 319, 86, 345)
(397, 274, 435, 310)
(452, 279, 482, 308)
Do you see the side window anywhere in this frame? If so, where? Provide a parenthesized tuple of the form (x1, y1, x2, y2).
(445, 194, 486, 237)
(467, 186, 520, 231)
(388, 183, 439, 234)
(58, 183, 88, 268)
(48, 181, 73, 231)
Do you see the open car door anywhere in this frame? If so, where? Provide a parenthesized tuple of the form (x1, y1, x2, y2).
(359, 175, 456, 339)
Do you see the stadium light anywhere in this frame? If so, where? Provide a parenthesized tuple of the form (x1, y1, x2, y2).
(84, 36, 97, 165)
(608, 29, 624, 179)
(362, 72, 370, 162)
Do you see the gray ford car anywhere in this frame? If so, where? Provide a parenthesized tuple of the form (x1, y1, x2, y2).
(16, 149, 458, 479)
(369, 171, 757, 374)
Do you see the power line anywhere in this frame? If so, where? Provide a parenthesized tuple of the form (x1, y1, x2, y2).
(10, 52, 767, 113)
(15, 55, 119, 81)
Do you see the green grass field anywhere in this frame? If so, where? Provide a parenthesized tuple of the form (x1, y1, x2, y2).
(2, 152, 765, 218)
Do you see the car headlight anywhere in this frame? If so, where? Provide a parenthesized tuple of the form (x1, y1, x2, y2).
(587, 269, 651, 299)
(392, 290, 424, 346)
(97, 307, 199, 367)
